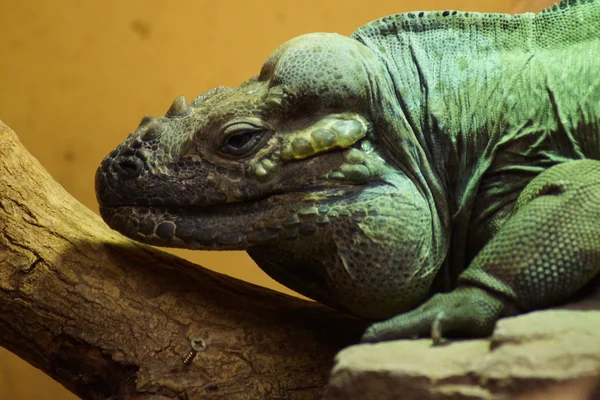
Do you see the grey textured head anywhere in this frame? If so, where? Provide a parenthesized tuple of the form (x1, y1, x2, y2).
(96, 33, 388, 244)
(96, 32, 439, 318)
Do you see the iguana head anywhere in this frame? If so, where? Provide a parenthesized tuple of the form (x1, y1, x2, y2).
(96, 33, 440, 318)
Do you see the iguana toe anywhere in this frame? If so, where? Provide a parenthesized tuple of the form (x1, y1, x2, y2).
(361, 287, 511, 343)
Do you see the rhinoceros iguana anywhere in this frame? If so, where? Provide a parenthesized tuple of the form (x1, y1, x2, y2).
(95, 0, 600, 342)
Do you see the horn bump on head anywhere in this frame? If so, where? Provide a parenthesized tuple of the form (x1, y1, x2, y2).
(166, 95, 190, 117)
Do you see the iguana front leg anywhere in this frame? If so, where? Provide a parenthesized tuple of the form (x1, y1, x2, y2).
(362, 159, 600, 343)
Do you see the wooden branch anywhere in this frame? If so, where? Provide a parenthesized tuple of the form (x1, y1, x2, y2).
(0, 120, 366, 400)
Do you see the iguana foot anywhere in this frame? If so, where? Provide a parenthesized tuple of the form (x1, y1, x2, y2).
(361, 286, 513, 343)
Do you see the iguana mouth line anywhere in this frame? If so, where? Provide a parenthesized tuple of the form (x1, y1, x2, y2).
(100, 181, 365, 211)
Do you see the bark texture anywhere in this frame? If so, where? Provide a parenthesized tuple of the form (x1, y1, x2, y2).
(0, 120, 366, 399)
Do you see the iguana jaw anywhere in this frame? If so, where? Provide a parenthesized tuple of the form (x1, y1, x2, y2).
(100, 171, 439, 321)
(98, 184, 367, 250)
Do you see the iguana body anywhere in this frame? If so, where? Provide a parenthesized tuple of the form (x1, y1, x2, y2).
(96, 0, 600, 341)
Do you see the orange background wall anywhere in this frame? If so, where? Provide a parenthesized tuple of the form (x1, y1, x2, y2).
(0, 0, 555, 398)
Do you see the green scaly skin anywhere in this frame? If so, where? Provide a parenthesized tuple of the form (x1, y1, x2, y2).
(96, 0, 600, 342)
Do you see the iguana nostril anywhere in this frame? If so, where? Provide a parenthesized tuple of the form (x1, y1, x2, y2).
(115, 156, 144, 179)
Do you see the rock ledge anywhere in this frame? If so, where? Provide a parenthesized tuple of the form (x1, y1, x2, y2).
(325, 310, 600, 400)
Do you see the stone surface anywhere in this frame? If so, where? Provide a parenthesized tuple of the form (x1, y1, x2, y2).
(324, 310, 600, 400)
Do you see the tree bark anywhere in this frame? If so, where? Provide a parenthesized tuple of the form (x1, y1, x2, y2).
(0, 120, 366, 400)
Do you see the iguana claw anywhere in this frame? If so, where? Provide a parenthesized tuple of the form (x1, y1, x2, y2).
(430, 311, 445, 345)
(360, 286, 510, 343)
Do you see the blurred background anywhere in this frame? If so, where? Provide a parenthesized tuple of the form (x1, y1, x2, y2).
(0, 0, 555, 398)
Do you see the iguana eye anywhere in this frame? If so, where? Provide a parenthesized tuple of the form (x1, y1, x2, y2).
(220, 122, 267, 156)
